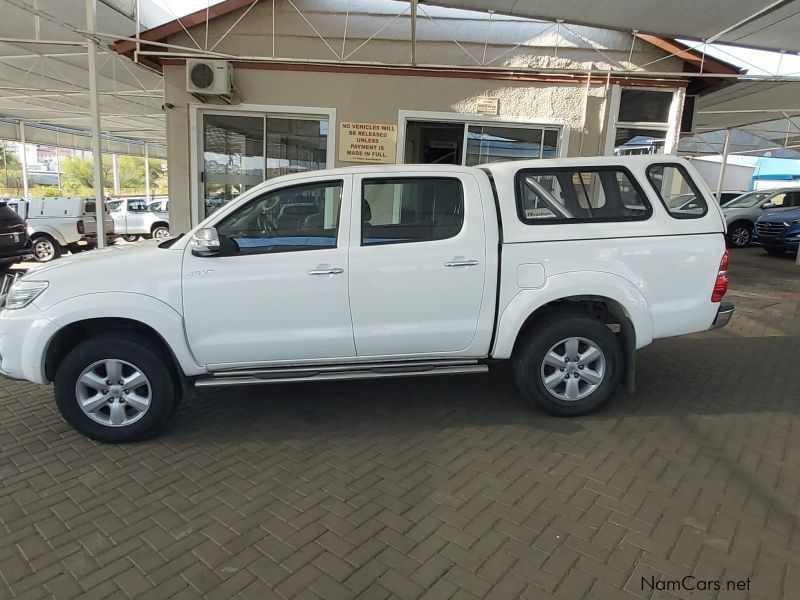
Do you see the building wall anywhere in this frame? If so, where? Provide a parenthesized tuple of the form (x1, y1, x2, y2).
(161, 0, 689, 232)
(165, 64, 629, 232)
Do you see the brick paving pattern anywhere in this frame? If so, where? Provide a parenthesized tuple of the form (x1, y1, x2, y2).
(1, 247, 799, 599)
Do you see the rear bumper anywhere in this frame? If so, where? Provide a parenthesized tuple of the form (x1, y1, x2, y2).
(710, 301, 734, 330)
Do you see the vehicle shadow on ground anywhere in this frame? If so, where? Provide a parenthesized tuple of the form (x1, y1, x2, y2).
(165, 333, 800, 444)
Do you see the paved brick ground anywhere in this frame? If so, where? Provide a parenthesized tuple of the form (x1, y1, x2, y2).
(1, 247, 799, 600)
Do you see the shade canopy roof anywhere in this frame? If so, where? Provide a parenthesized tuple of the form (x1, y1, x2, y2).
(422, 0, 800, 53)
(0, 0, 180, 153)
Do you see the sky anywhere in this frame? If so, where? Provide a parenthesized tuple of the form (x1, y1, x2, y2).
(679, 40, 800, 76)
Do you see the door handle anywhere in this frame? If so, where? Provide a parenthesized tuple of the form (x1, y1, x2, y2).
(308, 267, 344, 276)
(445, 260, 479, 267)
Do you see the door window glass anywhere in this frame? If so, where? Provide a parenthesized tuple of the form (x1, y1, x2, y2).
(516, 168, 650, 223)
(646, 164, 708, 219)
(216, 180, 342, 255)
(361, 178, 464, 245)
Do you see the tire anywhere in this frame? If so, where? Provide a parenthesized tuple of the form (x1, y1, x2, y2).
(726, 222, 752, 248)
(151, 225, 170, 240)
(54, 334, 178, 443)
(122, 234, 140, 243)
(31, 235, 61, 262)
(764, 247, 785, 255)
(513, 311, 623, 417)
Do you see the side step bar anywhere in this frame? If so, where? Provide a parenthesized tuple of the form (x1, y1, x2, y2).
(195, 360, 489, 388)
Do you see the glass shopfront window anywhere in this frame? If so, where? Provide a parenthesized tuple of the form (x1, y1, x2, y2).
(404, 118, 561, 166)
(201, 112, 329, 217)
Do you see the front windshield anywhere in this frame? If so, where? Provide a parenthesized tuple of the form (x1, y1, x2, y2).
(723, 192, 769, 208)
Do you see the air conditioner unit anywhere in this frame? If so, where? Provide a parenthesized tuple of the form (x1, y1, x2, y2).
(186, 59, 232, 96)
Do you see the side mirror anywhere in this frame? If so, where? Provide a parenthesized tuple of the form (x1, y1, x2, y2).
(762, 202, 775, 209)
(191, 227, 221, 256)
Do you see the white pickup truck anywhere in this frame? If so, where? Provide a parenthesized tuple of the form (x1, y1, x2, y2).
(0, 156, 733, 443)
(7, 197, 116, 262)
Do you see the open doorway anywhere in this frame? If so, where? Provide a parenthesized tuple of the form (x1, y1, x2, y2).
(404, 121, 464, 164)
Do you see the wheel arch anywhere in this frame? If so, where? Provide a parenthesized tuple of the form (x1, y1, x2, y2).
(150, 221, 169, 233)
(491, 272, 653, 391)
(44, 317, 186, 395)
(39, 293, 205, 385)
(30, 227, 66, 247)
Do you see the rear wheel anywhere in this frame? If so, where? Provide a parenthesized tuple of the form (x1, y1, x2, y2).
(513, 311, 623, 416)
(727, 222, 752, 248)
(151, 225, 170, 240)
(32, 235, 61, 262)
(54, 334, 178, 443)
(764, 246, 785, 255)
(122, 234, 140, 243)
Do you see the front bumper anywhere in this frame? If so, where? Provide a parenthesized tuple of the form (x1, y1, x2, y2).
(710, 301, 734, 330)
(0, 302, 57, 384)
(753, 226, 800, 250)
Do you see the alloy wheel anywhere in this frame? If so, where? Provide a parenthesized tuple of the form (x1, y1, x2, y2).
(33, 239, 56, 262)
(731, 225, 751, 247)
(75, 359, 152, 427)
(540, 336, 606, 401)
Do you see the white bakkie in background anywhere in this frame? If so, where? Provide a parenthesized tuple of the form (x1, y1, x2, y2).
(0, 156, 733, 443)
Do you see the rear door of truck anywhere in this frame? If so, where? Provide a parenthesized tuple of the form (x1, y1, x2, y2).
(347, 168, 496, 357)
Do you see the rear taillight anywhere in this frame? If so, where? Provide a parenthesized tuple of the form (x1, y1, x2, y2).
(77, 219, 84, 234)
(711, 250, 729, 302)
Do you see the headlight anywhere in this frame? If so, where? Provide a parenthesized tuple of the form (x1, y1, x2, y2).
(4, 280, 48, 310)
(784, 219, 800, 226)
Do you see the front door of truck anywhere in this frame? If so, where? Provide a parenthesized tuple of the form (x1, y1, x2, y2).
(182, 175, 356, 367)
(348, 172, 487, 357)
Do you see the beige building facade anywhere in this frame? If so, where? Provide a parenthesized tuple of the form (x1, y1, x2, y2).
(115, 0, 736, 233)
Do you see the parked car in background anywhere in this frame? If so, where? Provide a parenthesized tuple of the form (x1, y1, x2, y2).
(6, 197, 115, 262)
(0, 156, 733, 443)
(0, 200, 32, 271)
(146, 196, 169, 212)
(720, 188, 800, 248)
(753, 207, 800, 255)
(107, 197, 169, 242)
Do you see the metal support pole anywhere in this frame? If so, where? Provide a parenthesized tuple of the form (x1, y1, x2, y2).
(19, 123, 29, 198)
(112, 153, 120, 195)
(144, 142, 151, 201)
(86, 0, 107, 248)
(410, 0, 417, 66)
(55, 146, 61, 193)
(715, 129, 731, 204)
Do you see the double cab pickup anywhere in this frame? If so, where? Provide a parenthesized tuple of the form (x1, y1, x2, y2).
(0, 156, 733, 443)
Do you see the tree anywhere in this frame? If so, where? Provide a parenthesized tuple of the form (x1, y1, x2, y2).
(0, 140, 23, 190)
(60, 155, 112, 193)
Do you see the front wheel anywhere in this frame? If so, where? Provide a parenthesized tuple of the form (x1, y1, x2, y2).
(513, 311, 623, 416)
(54, 334, 178, 443)
(122, 234, 140, 243)
(727, 223, 752, 248)
(32, 235, 61, 262)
